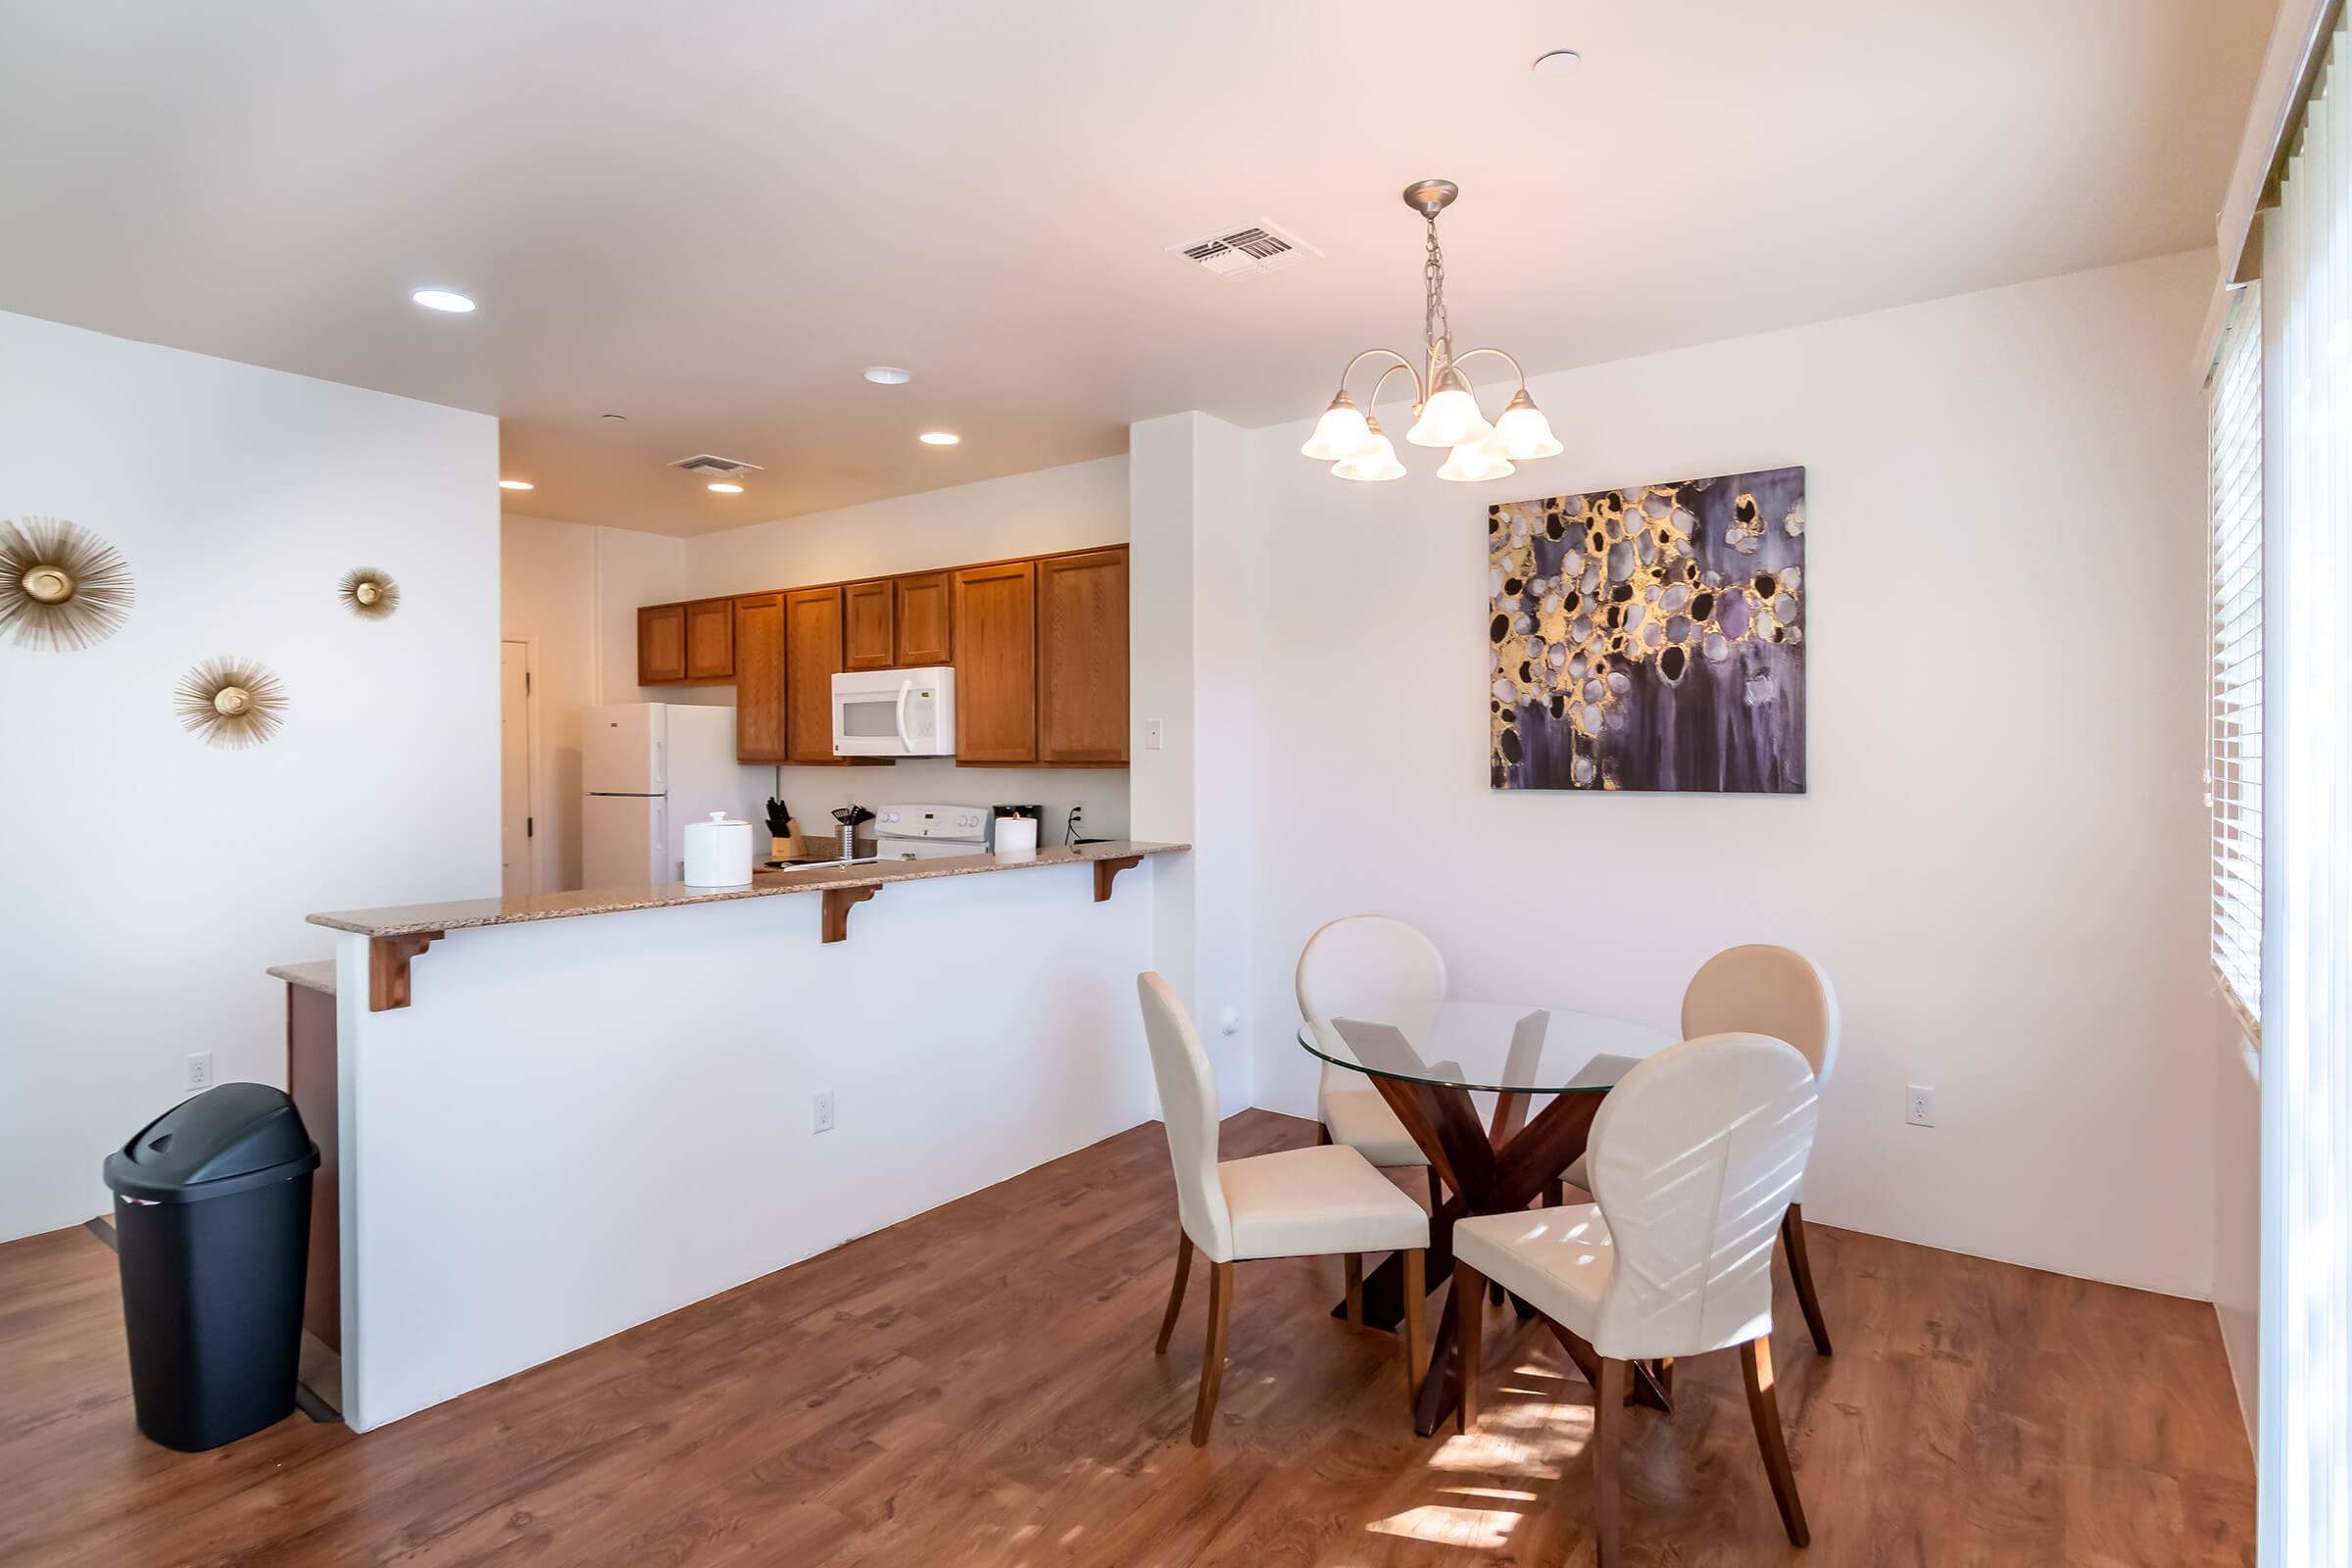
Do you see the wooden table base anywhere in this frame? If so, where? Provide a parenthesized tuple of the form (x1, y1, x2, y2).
(1338, 1076, 1655, 1437)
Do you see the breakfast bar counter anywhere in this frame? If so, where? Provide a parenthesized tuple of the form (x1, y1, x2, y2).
(306, 838, 1182, 1433)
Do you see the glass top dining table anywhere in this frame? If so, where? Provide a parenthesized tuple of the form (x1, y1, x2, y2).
(1297, 1001, 1675, 1096)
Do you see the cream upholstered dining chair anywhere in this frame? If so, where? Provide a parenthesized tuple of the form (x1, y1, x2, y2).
(1561, 944, 1840, 1355)
(1295, 916, 1446, 1205)
(1137, 971, 1432, 1445)
(1452, 1032, 1820, 1567)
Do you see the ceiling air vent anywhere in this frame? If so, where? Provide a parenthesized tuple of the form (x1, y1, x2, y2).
(667, 454, 766, 479)
(1167, 220, 1321, 282)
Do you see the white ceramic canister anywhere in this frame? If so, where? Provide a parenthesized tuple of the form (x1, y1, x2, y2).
(683, 811, 756, 887)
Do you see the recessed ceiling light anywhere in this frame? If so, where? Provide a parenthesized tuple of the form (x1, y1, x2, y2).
(499, 479, 534, 491)
(411, 288, 476, 313)
(863, 367, 911, 385)
(918, 431, 960, 446)
(1532, 48, 1582, 78)
(707, 482, 745, 494)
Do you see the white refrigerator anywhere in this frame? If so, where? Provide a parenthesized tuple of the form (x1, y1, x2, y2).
(582, 704, 740, 887)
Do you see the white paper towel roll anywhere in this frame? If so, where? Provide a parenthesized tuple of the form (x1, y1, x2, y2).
(993, 815, 1039, 858)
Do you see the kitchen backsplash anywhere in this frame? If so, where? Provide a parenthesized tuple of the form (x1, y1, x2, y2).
(744, 757, 1131, 848)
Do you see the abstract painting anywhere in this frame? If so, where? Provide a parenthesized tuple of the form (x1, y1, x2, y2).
(1489, 466, 1805, 793)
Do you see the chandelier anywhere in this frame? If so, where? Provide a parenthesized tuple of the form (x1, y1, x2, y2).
(1301, 179, 1560, 483)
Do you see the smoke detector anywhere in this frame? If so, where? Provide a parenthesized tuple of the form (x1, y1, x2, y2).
(668, 454, 765, 480)
(1167, 220, 1321, 281)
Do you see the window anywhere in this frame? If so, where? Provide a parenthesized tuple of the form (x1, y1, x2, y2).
(2206, 284, 2262, 1032)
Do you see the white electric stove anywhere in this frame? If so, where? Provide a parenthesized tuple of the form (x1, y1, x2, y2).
(871, 803, 991, 860)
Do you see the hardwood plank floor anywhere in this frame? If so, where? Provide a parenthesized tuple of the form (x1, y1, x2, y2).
(0, 1110, 2254, 1566)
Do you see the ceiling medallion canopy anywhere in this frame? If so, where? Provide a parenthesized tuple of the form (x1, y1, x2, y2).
(1301, 180, 1562, 484)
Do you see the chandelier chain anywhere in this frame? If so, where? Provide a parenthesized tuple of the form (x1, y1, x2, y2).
(1423, 216, 1450, 374)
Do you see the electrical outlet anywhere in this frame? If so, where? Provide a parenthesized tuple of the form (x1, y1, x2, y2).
(1145, 718, 1164, 752)
(1905, 1083, 1936, 1128)
(184, 1052, 215, 1091)
(812, 1090, 836, 1134)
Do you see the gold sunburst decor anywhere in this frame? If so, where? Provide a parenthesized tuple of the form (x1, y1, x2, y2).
(0, 516, 136, 651)
(338, 566, 400, 619)
(174, 657, 288, 750)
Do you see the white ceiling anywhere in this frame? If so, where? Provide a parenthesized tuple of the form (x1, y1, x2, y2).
(0, 1, 2267, 535)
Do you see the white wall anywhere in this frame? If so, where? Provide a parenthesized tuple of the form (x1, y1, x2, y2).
(1129, 414, 1257, 1112)
(0, 311, 500, 1243)
(333, 858, 1157, 1429)
(2212, 1004, 2261, 1431)
(1206, 252, 2218, 1299)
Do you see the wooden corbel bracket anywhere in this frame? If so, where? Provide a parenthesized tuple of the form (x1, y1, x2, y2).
(1092, 855, 1144, 903)
(822, 885, 878, 943)
(368, 931, 445, 1012)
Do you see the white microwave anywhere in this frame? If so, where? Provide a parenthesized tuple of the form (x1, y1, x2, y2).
(830, 666, 956, 757)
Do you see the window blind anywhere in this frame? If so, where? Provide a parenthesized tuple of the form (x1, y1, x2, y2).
(2207, 284, 2263, 1032)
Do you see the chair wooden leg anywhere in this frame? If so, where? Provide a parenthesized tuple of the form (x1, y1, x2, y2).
(1400, 1249, 1427, 1418)
(1427, 1166, 1443, 1212)
(1544, 1177, 1564, 1206)
(1740, 1335, 1810, 1546)
(1344, 1253, 1364, 1329)
(1154, 1232, 1194, 1355)
(1452, 1260, 1484, 1433)
(1189, 1260, 1234, 1446)
(1782, 1202, 1833, 1356)
(1594, 1357, 1628, 1568)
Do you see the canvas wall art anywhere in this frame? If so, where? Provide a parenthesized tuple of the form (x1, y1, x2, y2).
(1489, 465, 1806, 793)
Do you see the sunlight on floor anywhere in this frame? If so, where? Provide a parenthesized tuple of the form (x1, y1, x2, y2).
(1367, 1502, 1521, 1550)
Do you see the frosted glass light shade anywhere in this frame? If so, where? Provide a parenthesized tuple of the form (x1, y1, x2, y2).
(1486, 391, 1562, 460)
(1436, 440, 1515, 482)
(1301, 394, 1374, 461)
(1332, 418, 1405, 481)
(1405, 370, 1494, 448)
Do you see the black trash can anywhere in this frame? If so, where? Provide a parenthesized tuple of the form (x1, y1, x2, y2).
(101, 1083, 319, 1451)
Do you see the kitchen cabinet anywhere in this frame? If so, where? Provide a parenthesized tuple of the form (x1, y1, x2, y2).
(895, 570, 954, 665)
(953, 561, 1038, 762)
(637, 604, 687, 685)
(844, 579, 895, 670)
(1037, 547, 1129, 764)
(733, 593, 787, 762)
(785, 586, 848, 763)
(684, 597, 735, 681)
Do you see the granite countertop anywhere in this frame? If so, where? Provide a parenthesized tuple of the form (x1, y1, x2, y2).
(307, 839, 1190, 939)
(268, 960, 338, 995)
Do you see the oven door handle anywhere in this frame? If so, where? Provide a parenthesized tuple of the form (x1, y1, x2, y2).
(894, 679, 913, 753)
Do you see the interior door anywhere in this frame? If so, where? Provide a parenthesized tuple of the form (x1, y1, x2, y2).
(500, 641, 534, 896)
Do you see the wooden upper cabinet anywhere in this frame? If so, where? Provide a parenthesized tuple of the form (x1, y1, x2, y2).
(732, 593, 787, 763)
(784, 586, 847, 763)
(637, 604, 688, 685)
(953, 562, 1037, 763)
(895, 570, 954, 665)
(684, 597, 735, 681)
(1037, 548, 1130, 764)
(843, 579, 895, 671)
